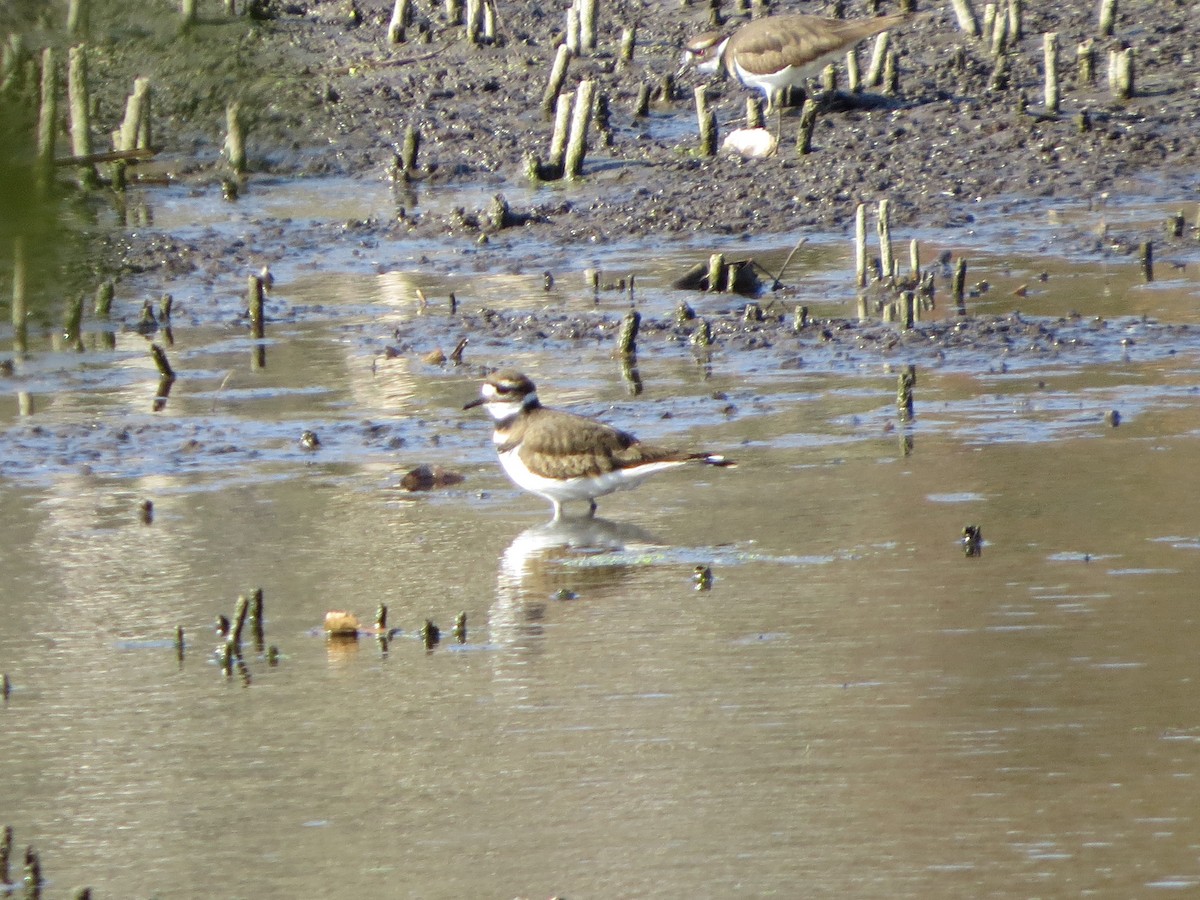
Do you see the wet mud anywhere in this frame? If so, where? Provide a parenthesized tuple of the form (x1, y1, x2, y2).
(68, 0, 1200, 254)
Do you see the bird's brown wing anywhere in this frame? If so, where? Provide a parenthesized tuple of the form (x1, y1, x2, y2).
(513, 408, 681, 479)
(733, 13, 909, 76)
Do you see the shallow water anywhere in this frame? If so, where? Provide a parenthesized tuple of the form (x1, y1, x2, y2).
(3, 177, 1200, 897)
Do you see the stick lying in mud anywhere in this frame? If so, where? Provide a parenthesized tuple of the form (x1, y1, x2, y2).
(321, 43, 449, 76)
(54, 147, 154, 167)
(770, 237, 808, 289)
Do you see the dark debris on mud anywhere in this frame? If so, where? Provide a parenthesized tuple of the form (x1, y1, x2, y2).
(389, 303, 1198, 376)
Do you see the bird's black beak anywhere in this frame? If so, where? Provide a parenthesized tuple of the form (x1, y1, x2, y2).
(463, 397, 485, 410)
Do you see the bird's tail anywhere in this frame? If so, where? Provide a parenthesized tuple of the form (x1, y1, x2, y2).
(690, 453, 736, 468)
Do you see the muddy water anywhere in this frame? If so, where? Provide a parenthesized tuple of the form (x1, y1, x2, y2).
(4, 181, 1200, 897)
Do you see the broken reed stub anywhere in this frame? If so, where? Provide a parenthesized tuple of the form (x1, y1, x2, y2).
(541, 44, 572, 119)
(896, 365, 916, 422)
(962, 524, 983, 557)
(694, 87, 717, 157)
(421, 619, 440, 649)
(230, 594, 250, 648)
(247, 274, 265, 338)
(617, 309, 640, 356)
(1043, 32, 1059, 114)
(223, 101, 246, 174)
(707, 253, 726, 293)
(877, 198, 894, 282)
(149, 343, 175, 380)
(400, 124, 420, 173)
(952, 257, 968, 312)
(564, 79, 596, 178)
(796, 99, 819, 155)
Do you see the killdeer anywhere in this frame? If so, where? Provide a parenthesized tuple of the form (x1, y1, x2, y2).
(464, 370, 734, 520)
(681, 12, 911, 112)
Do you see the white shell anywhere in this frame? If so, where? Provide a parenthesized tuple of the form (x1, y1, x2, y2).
(722, 127, 778, 158)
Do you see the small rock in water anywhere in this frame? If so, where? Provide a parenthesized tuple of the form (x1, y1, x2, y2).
(324, 610, 360, 636)
(400, 464, 465, 491)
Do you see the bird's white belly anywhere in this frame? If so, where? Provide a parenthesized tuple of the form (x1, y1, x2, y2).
(498, 449, 684, 502)
(733, 48, 844, 95)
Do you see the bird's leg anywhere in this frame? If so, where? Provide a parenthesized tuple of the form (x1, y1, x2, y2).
(587, 498, 598, 518)
(551, 499, 564, 521)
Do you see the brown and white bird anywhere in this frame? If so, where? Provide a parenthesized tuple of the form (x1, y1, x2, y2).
(681, 12, 911, 112)
(464, 370, 734, 520)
